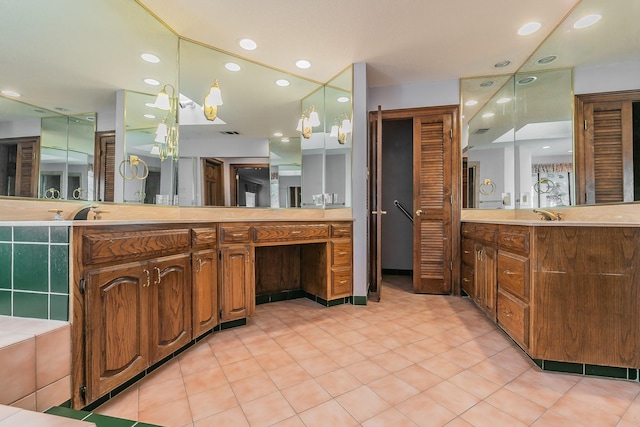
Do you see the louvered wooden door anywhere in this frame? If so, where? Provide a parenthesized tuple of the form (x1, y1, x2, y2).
(95, 131, 115, 202)
(583, 101, 633, 204)
(413, 113, 453, 294)
(15, 137, 40, 198)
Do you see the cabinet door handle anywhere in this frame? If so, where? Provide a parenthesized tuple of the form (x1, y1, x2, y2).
(503, 310, 512, 318)
(462, 278, 470, 282)
(463, 250, 471, 254)
(154, 267, 161, 285)
(503, 269, 515, 275)
(197, 258, 203, 273)
(143, 269, 150, 287)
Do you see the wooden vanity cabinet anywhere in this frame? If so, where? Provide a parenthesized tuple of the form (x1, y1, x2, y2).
(191, 228, 218, 338)
(329, 223, 353, 299)
(219, 224, 254, 321)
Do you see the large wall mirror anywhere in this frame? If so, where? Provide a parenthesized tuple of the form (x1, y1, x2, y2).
(1, 1, 355, 209)
(462, 0, 639, 210)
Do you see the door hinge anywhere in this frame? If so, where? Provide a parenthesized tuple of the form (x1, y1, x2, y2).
(79, 385, 87, 403)
(219, 309, 223, 320)
(584, 120, 588, 130)
(450, 129, 453, 138)
(79, 277, 86, 295)
(219, 250, 222, 260)
(450, 261, 453, 271)
(450, 194, 453, 205)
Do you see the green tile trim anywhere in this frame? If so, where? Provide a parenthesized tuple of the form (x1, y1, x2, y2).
(13, 292, 48, 319)
(50, 245, 69, 293)
(50, 226, 69, 243)
(629, 369, 638, 381)
(0, 243, 11, 289)
(352, 295, 367, 305)
(85, 412, 137, 427)
(0, 290, 11, 315)
(14, 226, 49, 243)
(50, 294, 69, 321)
(0, 226, 11, 242)
(45, 406, 91, 420)
(585, 364, 628, 379)
(13, 243, 48, 292)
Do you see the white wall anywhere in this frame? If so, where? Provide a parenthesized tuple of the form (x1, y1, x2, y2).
(0, 118, 40, 139)
(368, 78, 460, 111)
(574, 61, 640, 95)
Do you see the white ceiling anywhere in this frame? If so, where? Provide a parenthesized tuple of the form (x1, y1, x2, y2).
(0, 0, 581, 119)
(139, 0, 580, 88)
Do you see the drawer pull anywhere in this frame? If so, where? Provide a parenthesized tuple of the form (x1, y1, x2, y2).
(462, 278, 470, 282)
(503, 237, 513, 242)
(290, 230, 301, 234)
(337, 251, 348, 255)
(463, 250, 471, 254)
(143, 269, 150, 287)
(231, 233, 244, 237)
(339, 280, 347, 284)
(154, 267, 161, 285)
(502, 269, 515, 275)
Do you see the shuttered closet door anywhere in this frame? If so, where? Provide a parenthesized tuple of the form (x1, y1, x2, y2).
(581, 100, 633, 204)
(15, 138, 40, 198)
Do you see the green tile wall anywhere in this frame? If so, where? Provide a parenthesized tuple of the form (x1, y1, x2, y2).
(0, 225, 70, 321)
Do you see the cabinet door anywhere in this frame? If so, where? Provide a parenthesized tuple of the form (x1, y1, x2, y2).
(474, 243, 496, 320)
(220, 246, 253, 322)
(192, 249, 218, 338)
(85, 262, 149, 403)
(149, 253, 192, 363)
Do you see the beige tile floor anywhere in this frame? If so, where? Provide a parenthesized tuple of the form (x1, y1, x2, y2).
(94, 276, 640, 426)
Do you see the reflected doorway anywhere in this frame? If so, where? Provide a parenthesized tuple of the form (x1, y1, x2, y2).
(230, 164, 270, 207)
(203, 158, 224, 206)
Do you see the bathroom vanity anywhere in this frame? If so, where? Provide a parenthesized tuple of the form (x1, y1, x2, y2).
(462, 220, 640, 376)
(70, 218, 353, 408)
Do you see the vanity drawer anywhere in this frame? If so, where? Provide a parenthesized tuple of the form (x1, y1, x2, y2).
(461, 223, 475, 239)
(497, 251, 529, 301)
(331, 268, 352, 296)
(191, 227, 217, 248)
(253, 224, 329, 242)
(83, 229, 190, 264)
(219, 225, 252, 243)
(331, 224, 352, 238)
(331, 241, 352, 266)
(461, 239, 475, 266)
(498, 225, 530, 254)
(474, 224, 497, 244)
(497, 290, 529, 349)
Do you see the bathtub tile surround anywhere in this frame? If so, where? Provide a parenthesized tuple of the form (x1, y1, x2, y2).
(0, 224, 70, 321)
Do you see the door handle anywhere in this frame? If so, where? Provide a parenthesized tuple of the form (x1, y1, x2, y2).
(416, 209, 424, 216)
(371, 210, 387, 215)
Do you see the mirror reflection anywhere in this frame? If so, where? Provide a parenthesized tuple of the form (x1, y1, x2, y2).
(462, 0, 639, 209)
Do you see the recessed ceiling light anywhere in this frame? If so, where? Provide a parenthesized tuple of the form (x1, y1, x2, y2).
(273, 132, 283, 137)
(517, 76, 538, 85)
(464, 100, 478, 106)
(239, 38, 257, 50)
(337, 96, 350, 103)
(144, 78, 160, 86)
(518, 22, 541, 36)
(296, 60, 311, 69)
(144, 114, 156, 119)
(141, 53, 160, 63)
(225, 62, 241, 72)
(494, 60, 511, 68)
(85, 116, 95, 121)
(537, 55, 557, 65)
(568, 149, 573, 153)
(276, 79, 290, 87)
(480, 81, 495, 88)
(574, 14, 601, 29)
(1, 90, 20, 97)
(55, 107, 69, 112)
(542, 145, 551, 149)
(33, 109, 47, 114)
(281, 138, 290, 142)
(482, 112, 495, 118)
(496, 97, 511, 104)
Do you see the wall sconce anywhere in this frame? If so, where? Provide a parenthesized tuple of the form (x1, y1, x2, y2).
(330, 115, 352, 144)
(296, 106, 321, 139)
(152, 84, 179, 162)
(204, 79, 223, 121)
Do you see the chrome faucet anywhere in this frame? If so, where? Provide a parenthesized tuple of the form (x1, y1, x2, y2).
(533, 209, 562, 221)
